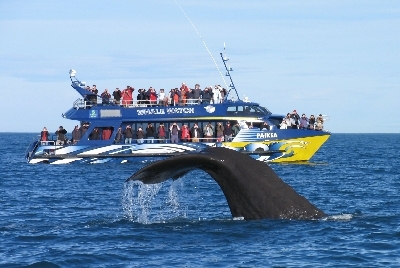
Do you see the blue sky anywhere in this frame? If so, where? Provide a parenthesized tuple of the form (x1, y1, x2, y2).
(1, 0, 399, 133)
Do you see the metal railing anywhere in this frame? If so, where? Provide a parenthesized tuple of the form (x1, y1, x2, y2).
(72, 98, 225, 109)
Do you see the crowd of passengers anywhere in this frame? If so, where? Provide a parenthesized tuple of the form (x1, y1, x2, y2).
(40, 112, 324, 146)
(84, 83, 228, 107)
(280, 109, 325, 130)
(41, 122, 241, 145)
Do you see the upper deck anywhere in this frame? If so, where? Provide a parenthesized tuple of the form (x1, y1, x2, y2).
(64, 78, 275, 124)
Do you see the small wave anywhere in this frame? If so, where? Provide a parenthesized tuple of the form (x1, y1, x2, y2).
(22, 261, 60, 268)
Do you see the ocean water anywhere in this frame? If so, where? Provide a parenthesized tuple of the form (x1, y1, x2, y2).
(1, 133, 399, 267)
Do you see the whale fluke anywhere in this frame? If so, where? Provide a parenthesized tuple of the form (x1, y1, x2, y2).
(127, 147, 326, 220)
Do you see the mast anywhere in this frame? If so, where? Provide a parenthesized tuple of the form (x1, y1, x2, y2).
(220, 49, 240, 101)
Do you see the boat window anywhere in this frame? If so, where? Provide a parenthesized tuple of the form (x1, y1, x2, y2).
(254, 106, 272, 115)
(234, 105, 260, 115)
(226, 106, 237, 115)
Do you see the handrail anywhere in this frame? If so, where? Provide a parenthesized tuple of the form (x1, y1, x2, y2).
(72, 97, 232, 109)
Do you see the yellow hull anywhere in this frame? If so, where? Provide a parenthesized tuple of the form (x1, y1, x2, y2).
(222, 133, 331, 162)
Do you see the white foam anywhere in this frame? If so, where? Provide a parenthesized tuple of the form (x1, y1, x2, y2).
(323, 214, 354, 221)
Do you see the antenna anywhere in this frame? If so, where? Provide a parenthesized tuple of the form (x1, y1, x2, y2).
(220, 47, 240, 101)
(174, 0, 228, 90)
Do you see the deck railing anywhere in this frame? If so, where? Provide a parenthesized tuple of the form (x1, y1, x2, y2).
(73, 98, 219, 109)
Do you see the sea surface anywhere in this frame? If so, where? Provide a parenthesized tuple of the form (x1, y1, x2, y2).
(1, 133, 399, 267)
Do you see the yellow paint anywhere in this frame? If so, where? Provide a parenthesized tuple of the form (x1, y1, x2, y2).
(222, 134, 331, 162)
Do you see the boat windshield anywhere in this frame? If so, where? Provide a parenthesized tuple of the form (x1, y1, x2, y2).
(226, 104, 272, 116)
(253, 105, 271, 115)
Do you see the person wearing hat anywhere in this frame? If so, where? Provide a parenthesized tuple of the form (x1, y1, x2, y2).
(55, 126, 67, 145)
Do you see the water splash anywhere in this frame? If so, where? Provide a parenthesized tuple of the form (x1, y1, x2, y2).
(122, 180, 188, 224)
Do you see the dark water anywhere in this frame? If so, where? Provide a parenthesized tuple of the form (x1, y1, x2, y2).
(1, 133, 399, 267)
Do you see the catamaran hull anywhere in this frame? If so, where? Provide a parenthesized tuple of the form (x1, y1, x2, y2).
(26, 133, 330, 164)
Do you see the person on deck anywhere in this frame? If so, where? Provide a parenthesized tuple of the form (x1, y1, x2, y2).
(158, 89, 168, 106)
(224, 122, 233, 142)
(232, 122, 241, 137)
(201, 87, 213, 105)
(55, 126, 67, 145)
(114, 127, 122, 144)
(72, 125, 81, 144)
(91, 85, 98, 95)
(212, 85, 222, 104)
(169, 122, 180, 143)
(203, 122, 214, 142)
(102, 127, 112, 140)
(180, 83, 189, 106)
(280, 119, 288, 129)
(172, 88, 181, 106)
(193, 84, 202, 104)
(122, 86, 134, 107)
(190, 123, 202, 142)
(285, 113, 294, 129)
(146, 123, 155, 143)
(157, 123, 166, 143)
(290, 110, 300, 129)
(124, 125, 134, 144)
(260, 122, 270, 131)
(136, 126, 145, 144)
(181, 124, 190, 142)
(148, 87, 158, 106)
(308, 115, 316, 130)
(101, 89, 111, 105)
(216, 122, 224, 142)
(299, 114, 309, 130)
(113, 88, 122, 105)
(316, 114, 324, 130)
(79, 123, 89, 138)
(89, 127, 100, 140)
(186, 88, 195, 105)
(40, 127, 49, 142)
